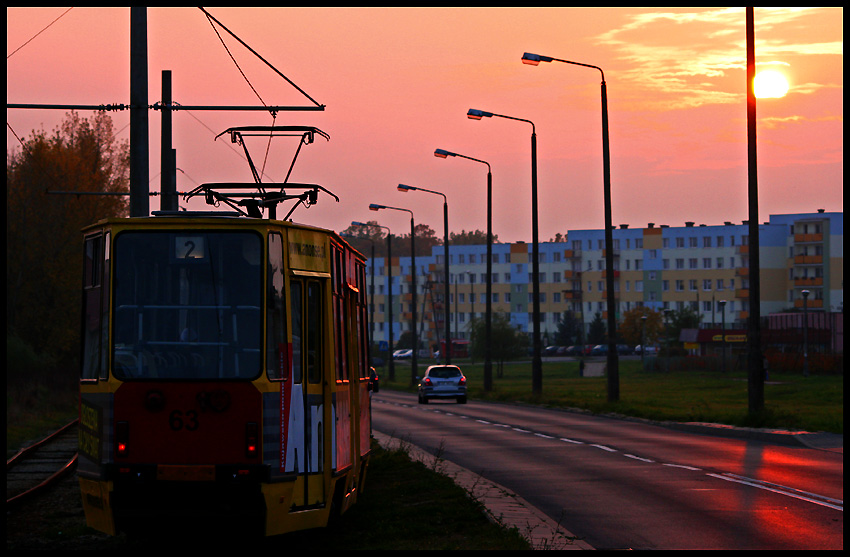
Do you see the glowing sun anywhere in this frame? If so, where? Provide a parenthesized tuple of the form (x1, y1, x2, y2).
(754, 70, 789, 98)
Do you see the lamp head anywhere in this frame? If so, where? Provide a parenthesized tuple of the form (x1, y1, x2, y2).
(351, 221, 366, 227)
(434, 148, 452, 158)
(467, 109, 492, 120)
(369, 203, 383, 211)
(397, 184, 415, 192)
(521, 52, 552, 66)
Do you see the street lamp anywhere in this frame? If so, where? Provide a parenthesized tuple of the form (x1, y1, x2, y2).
(352, 220, 395, 382)
(398, 183, 451, 365)
(370, 202, 418, 384)
(467, 108, 542, 396)
(435, 148, 493, 391)
(521, 51, 619, 402)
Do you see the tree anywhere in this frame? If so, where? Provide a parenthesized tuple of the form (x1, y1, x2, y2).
(340, 220, 389, 257)
(619, 306, 664, 347)
(339, 221, 439, 258)
(450, 229, 500, 245)
(468, 313, 528, 377)
(587, 313, 607, 344)
(554, 311, 582, 346)
(664, 306, 702, 351)
(7, 111, 129, 366)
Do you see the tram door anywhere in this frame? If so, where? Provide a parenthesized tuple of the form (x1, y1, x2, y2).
(289, 277, 326, 508)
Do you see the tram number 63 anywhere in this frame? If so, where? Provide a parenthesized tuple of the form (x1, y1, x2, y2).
(169, 409, 200, 431)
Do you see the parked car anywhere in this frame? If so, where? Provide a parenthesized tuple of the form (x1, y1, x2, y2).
(634, 345, 658, 355)
(393, 349, 413, 359)
(417, 365, 467, 404)
(591, 344, 608, 355)
(616, 345, 633, 355)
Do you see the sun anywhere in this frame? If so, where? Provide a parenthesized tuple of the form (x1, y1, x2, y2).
(754, 70, 789, 98)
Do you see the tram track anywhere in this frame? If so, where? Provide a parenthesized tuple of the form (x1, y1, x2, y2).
(6, 419, 79, 508)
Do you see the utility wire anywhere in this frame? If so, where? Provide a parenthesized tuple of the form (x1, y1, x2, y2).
(7, 7, 74, 59)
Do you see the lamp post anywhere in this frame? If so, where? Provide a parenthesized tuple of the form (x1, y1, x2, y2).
(398, 183, 451, 365)
(467, 271, 475, 364)
(467, 109, 542, 396)
(745, 7, 764, 413)
(352, 220, 394, 382)
(801, 290, 810, 378)
(719, 300, 727, 374)
(370, 203, 418, 384)
(521, 51, 619, 402)
(435, 148, 493, 391)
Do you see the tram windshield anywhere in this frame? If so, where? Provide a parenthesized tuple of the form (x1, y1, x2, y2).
(112, 231, 262, 380)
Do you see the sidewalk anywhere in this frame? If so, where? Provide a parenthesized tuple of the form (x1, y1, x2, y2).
(372, 430, 594, 550)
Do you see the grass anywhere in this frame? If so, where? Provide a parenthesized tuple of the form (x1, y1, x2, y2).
(279, 441, 531, 550)
(381, 356, 843, 434)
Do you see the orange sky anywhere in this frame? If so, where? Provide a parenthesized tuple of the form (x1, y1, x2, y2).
(7, 7, 843, 242)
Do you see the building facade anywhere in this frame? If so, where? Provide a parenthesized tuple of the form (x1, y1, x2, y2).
(364, 211, 843, 352)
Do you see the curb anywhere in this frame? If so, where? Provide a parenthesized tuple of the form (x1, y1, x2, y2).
(373, 430, 595, 550)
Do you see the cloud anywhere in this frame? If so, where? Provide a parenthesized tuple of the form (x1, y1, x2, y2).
(594, 8, 842, 111)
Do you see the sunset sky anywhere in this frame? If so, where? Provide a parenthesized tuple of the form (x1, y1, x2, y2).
(7, 7, 843, 243)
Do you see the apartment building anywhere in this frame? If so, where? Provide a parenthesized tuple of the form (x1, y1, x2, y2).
(364, 211, 842, 351)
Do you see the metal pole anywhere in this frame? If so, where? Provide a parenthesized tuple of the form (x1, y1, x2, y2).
(601, 78, 619, 402)
(746, 7, 764, 413)
(411, 216, 418, 385)
(161, 70, 178, 212)
(130, 7, 149, 217)
(484, 170, 493, 391)
(531, 131, 542, 396)
(444, 200, 451, 365)
(802, 290, 810, 377)
(387, 233, 395, 382)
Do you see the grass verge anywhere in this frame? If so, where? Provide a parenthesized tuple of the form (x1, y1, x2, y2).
(381, 356, 842, 434)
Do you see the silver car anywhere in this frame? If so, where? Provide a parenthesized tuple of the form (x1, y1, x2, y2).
(417, 365, 467, 404)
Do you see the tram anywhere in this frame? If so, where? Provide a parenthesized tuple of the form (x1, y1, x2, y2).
(77, 182, 374, 537)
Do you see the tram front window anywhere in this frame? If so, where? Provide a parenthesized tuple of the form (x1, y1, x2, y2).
(112, 231, 262, 380)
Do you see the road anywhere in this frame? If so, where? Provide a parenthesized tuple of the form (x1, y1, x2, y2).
(372, 390, 843, 550)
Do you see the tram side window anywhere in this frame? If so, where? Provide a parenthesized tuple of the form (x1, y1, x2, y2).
(290, 281, 302, 383)
(267, 233, 287, 380)
(307, 281, 322, 384)
(81, 233, 108, 381)
(290, 279, 323, 385)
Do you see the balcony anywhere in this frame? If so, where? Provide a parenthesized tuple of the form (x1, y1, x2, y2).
(794, 277, 823, 287)
(794, 254, 823, 265)
(794, 233, 823, 243)
(795, 298, 824, 309)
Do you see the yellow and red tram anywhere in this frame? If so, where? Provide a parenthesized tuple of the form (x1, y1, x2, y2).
(78, 213, 373, 536)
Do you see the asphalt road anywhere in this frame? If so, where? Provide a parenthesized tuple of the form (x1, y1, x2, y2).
(372, 390, 843, 550)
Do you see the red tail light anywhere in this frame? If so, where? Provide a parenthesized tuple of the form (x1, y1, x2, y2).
(423, 377, 433, 386)
(245, 422, 259, 459)
(116, 421, 129, 457)
(459, 376, 466, 386)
